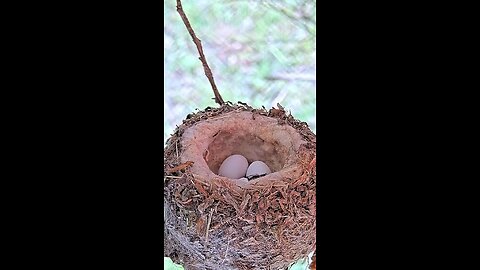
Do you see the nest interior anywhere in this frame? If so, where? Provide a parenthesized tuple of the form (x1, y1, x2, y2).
(164, 103, 316, 270)
(205, 127, 288, 175)
(181, 109, 305, 187)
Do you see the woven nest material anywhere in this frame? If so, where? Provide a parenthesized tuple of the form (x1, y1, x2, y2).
(164, 102, 316, 270)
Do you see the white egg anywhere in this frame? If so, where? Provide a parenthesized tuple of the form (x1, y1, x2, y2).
(246, 161, 271, 178)
(237, 177, 249, 184)
(218, 154, 249, 179)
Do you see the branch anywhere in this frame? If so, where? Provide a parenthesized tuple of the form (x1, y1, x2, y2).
(176, 0, 225, 106)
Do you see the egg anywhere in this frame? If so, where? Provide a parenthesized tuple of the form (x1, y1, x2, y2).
(218, 154, 249, 179)
(237, 177, 249, 184)
(246, 161, 271, 178)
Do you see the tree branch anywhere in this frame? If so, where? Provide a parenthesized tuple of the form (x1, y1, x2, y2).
(176, 0, 225, 106)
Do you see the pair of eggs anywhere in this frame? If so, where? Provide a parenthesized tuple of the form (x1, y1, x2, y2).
(218, 154, 271, 180)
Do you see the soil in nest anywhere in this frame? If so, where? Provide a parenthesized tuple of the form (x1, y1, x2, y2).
(164, 102, 316, 270)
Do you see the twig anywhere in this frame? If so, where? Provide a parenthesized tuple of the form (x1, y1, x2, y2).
(176, 0, 225, 106)
(205, 208, 214, 242)
(164, 175, 183, 179)
(263, 1, 316, 35)
(221, 237, 237, 264)
(166, 161, 194, 173)
(175, 141, 179, 158)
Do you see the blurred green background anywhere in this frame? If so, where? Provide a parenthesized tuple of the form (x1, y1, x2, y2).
(164, 0, 316, 145)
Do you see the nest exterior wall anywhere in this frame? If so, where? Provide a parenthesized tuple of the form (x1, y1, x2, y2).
(164, 103, 316, 270)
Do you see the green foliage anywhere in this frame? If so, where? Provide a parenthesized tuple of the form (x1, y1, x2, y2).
(164, 257, 184, 270)
(164, 0, 316, 144)
(288, 257, 309, 270)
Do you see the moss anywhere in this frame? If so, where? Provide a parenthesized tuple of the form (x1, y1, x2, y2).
(164, 103, 316, 269)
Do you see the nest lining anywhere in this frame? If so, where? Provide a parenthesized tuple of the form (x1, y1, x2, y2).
(164, 103, 316, 270)
(181, 110, 305, 186)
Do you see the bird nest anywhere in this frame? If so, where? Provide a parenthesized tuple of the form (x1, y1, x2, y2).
(164, 102, 316, 270)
